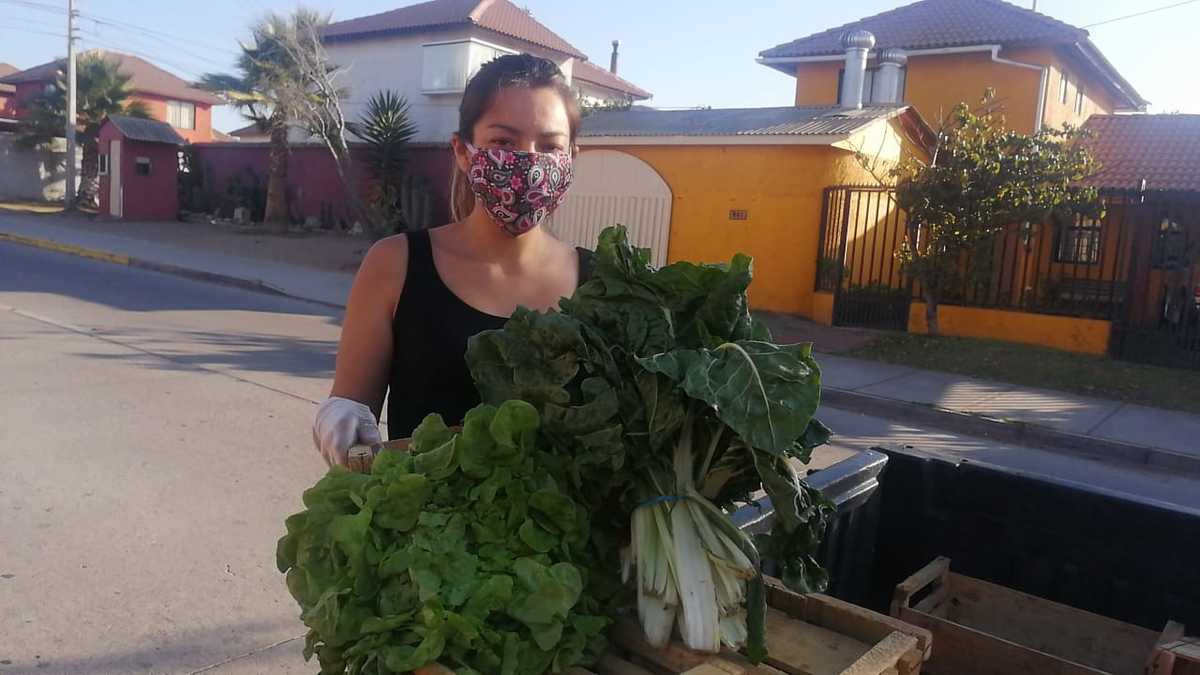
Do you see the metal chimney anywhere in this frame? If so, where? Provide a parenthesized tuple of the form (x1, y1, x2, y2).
(610, 40, 620, 75)
(839, 29, 875, 109)
(874, 48, 908, 104)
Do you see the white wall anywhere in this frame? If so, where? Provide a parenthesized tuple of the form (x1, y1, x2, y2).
(326, 28, 580, 144)
(0, 133, 79, 201)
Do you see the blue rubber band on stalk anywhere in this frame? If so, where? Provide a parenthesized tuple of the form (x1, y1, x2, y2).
(636, 494, 688, 509)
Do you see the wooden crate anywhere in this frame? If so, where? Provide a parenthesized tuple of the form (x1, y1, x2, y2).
(891, 557, 1185, 675)
(417, 579, 930, 675)
(1149, 630, 1200, 675)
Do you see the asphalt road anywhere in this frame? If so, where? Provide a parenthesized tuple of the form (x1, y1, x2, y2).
(3, 240, 1198, 673)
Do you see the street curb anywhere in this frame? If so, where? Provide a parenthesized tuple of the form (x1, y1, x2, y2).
(0, 231, 132, 266)
(822, 387, 1200, 475)
(0, 231, 347, 311)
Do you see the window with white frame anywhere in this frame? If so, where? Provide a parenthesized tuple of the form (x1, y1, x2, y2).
(1074, 87, 1085, 115)
(1059, 71, 1069, 105)
(421, 39, 516, 93)
(167, 100, 196, 130)
(98, 154, 109, 176)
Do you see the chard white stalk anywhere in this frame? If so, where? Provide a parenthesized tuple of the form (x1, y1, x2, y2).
(628, 413, 764, 654)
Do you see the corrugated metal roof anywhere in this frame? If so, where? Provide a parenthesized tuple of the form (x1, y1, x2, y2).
(321, 0, 586, 58)
(579, 105, 904, 138)
(1082, 114, 1200, 193)
(106, 115, 186, 145)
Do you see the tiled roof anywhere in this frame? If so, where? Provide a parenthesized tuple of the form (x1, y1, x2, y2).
(1082, 115, 1200, 192)
(105, 115, 186, 145)
(760, 0, 1084, 58)
(321, 0, 586, 58)
(0, 50, 220, 106)
(572, 59, 651, 100)
(580, 105, 905, 138)
(0, 63, 18, 78)
(758, 0, 1144, 109)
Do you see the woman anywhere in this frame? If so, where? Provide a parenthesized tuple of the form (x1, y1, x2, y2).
(312, 54, 589, 467)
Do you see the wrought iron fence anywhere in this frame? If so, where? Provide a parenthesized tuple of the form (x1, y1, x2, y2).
(817, 185, 1200, 368)
(817, 186, 1155, 322)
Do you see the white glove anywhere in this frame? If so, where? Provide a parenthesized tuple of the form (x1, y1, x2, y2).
(312, 396, 382, 467)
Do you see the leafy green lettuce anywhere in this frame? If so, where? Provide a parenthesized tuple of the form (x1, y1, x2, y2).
(277, 401, 608, 674)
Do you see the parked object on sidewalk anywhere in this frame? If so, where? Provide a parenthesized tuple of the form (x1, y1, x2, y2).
(892, 556, 1183, 675)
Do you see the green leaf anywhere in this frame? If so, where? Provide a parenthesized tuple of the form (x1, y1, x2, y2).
(639, 341, 822, 453)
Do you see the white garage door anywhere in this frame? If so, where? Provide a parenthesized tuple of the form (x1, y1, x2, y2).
(551, 150, 672, 267)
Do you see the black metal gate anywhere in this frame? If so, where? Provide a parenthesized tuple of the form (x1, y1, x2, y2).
(817, 186, 911, 330)
(1110, 191, 1200, 369)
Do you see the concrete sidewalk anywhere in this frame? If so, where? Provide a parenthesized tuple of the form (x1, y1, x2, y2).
(0, 213, 355, 308)
(4, 211, 1197, 466)
(818, 353, 1200, 462)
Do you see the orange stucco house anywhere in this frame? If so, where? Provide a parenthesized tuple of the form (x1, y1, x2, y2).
(753, 0, 1200, 365)
(758, 0, 1146, 134)
(0, 49, 221, 143)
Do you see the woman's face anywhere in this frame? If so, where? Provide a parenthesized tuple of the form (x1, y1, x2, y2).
(453, 85, 571, 171)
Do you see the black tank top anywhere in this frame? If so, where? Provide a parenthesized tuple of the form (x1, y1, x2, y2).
(387, 228, 593, 440)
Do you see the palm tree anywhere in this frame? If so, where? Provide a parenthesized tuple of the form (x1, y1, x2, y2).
(201, 10, 330, 227)
(18, 53, 150, 208)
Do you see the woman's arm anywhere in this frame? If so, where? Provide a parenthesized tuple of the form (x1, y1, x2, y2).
(330, 235, 409, 419)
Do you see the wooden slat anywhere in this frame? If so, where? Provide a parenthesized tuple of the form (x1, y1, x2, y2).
(944, 571, 1159, 673)
(897, 606, 1110, 675)
(763, 578, 929, 674)
(840, 633, 918, 675)
(889, 558, 948, 620)
(763, 607, 872, 675)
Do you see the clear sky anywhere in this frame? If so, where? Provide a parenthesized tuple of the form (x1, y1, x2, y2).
(3, 0, 1198, 133)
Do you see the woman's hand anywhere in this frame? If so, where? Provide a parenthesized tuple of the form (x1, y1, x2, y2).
(312, 396, 382, 467)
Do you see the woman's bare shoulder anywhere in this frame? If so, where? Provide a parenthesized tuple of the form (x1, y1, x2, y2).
(351, 234, 411, 306)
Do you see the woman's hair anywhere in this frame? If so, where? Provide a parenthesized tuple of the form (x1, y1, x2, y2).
(450, 53, 582, 220)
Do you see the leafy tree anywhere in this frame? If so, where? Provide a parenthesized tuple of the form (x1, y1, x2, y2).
(18, 53, 150, 208)
(892, 92, 1101, 334)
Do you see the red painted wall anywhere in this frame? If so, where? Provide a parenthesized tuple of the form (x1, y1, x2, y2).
(134, 93, 214, 143)
(189, 142, 455, 226)
(98, 121, 179, 221)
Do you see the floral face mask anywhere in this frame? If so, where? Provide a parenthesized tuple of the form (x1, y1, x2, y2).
(465, 143, 573, 237)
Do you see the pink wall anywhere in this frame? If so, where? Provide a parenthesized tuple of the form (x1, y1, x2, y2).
(98, 121, 179, 221)
(189, 142, 455, 227)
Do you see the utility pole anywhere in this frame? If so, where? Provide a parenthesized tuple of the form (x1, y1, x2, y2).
(65, 0, 78, 209)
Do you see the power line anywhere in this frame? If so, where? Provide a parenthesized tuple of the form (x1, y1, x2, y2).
(0, 0, 65, 14)
(77, 36, 207, 81)
(78, 11, 241, 59)
(1083, 0, 1200, 28)
(78, 21, 235, 70)
(0, 26, 66, 39)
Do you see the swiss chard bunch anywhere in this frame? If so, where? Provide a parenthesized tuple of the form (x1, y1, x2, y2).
(467, 227, 835, 660)
(277, 401, 608, 675)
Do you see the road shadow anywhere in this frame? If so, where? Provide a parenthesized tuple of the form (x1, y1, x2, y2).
(1, 238, 345, 321)
(73, 328, 337, 380)
(0, 619, 303, 674)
